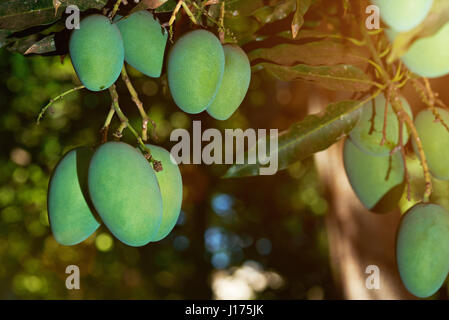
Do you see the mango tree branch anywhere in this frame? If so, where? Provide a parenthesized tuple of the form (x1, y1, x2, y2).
(37, 85, 85, 124)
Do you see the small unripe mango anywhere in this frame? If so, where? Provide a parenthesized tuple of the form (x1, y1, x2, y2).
(88, 142, 162, 247)
(396, 203, 449, 298)
(349, 94, 412, 156)
(167, 30, 225, 114)
(115, 11, 167, 78)
(372, 0, 433, 32)
(69, 14, 124, 91)
(414, 107, 449, 180)
(146, 145, 183, 242)
(207, 45, 251, 120)
(48, 147, 100, 246)
(343, 139, 404, 212)
(386, 22, 449, 78)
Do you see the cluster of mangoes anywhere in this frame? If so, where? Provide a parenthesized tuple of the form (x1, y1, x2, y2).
(48, 142, 182, 247)
(69, 11, 251, 120)
(343, 95, 449, 297)
(373, 0, 449, 78)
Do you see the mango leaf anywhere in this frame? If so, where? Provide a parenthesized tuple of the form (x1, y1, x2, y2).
(252, 0, 296, 25)
(292, 0, 312, 39)
(254, 62, 373, 92)
(249, 41, 368, 68)
(0, 0, 108, 31)
(224, 100, 364, 178)
(225, 0, 266, 17)
(24, 35, 56, 55)
(387, 0, 449, 63)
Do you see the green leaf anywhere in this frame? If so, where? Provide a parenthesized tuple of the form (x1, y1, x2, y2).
(154, 0, 177, 13)
(0, 0, 108, 31)
(224, 100, 364, 178)
(291, 0, 312, 39)
(24, 35, 56, 55)
(248, 41, 368, 68)
(254, 62, 374, 92)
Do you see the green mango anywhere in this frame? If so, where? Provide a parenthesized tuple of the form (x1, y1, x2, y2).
(167, 30, 225, 114)
(115, 11, 167, 78)
(146, 145, 183, 242)
(69, 14, 124, 91)
(396, 203, 449, 298)
(386, 22, 449, 78)
(349, 94, 413, 156)
(207, 45, 251, 120)
(414, 107, 449, 180)
(48, 147, 100, 246)
(372, 0, 433, 32)
(88, 142, 162, 247)
(343, 139, 405, 212)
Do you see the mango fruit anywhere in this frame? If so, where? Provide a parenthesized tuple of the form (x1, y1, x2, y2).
(343, 139, 404, 212)
(167, 30, 225, 114)
(48, 147, 100, 246)
(207, 45, 251, 120)
(414, 107, 449, 180)
(69, 14, 124, 91)
(372, 0, 433, 32)
(349, 94, 412, 156)
(386, 23, 449, 78)
(88, 142, 162, 247)
(396, 203, 449, 298)
(115, 11, 167, 78)
(146, 144, 183, 242)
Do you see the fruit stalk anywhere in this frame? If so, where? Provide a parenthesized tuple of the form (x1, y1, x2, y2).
(108, 85, 162, 171)
(361, 20, 433, 202)
(108, 0, 122, 20)
(37, 85, 85, 124)
(120, 66, 157, 142)
(101, 105, 116, 143)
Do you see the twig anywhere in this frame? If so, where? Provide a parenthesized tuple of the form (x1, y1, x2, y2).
(120, 66, 158, 142)
(37, 85, 85, 124)
(361, 19, 433, 202)
(108, 85, 162, 172)
(108, 0, 122, 20)
(101, 106, 115, 143)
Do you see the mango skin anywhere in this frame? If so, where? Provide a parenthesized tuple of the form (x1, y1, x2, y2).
(167, 30, 225, 114)
(372, 0, 433, 32)
(396, 203, 449, 298)
(343, 139, 404, 212)
(414, 108, 449, 180)
(146, 145, 183, 242)
(207, 45, 251, 120)
(48, 148, 100, 246)
(387, 22, 449, 78)
(69, 14, 124, 91)
(115, 11, 167, 78)
(88, 142, 162, 247)
(349, 94, 412, 156)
